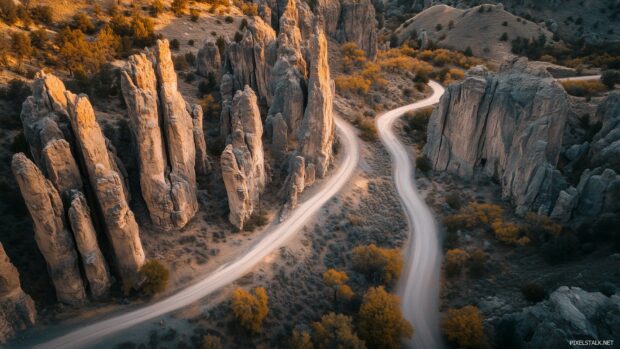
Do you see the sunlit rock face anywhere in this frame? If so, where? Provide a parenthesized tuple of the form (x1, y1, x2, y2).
(121, 39, 199, 230)
(11, 153, 86, 305)
(425, 58, 570, 215)
(0, 243, 36, 344)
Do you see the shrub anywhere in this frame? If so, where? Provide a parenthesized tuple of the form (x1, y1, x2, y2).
(224, 15, 234, 23)
(492, 219, 528, 245)
(444, 249, 469, 276)
(172, 54, 189, 70)
(354, 115, 377, 141)
(243, 209, 268, 231)
(520, 283, 545, 303)
(441, 306, 485, 349)
(416, 155, 432, 173)
(11, 32, 32, 66)
(404, 106, 433, 132)
(464, 46, 473, 57)
(231, 287, 269, 333)
(170, 38, 181, 51)
(0, 0, 19, 24)
(185, 51, 196, 66)
(138, 260, 170, 297)
(436, 23, 443, 31)
(341, 42, 367, 72)
(30, 29, 48, 50)
(352, 244, 403, 286)
(561, 80, 607, 97)
(469, 203, 503, 225)
(444, 192, 462, 210)
(73, 13, 96, 34)
(523, 212, 562, 243)
(201, 335, 222, 349)
(357, 287, 413, 348)
(29, 5, 53, 25)
(312, 313, 365, 349)
(443, 213, 477, 233)
(335, 75, 371, 95)
(500, 32, 509, 41)
(239, 2, 258, 16)
(201, 94, 221, 121)
(233, 31, 243, 43)
(190, 8, 200, 21)
(171, 0, 188, 16)
(323, 269, 352, 307)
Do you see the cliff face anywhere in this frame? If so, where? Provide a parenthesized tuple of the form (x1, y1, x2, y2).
(121, 40, 200, 230)
(11, 154, 86, 305)
(0, 243, 36, 344)
(425, 59, 570, 215)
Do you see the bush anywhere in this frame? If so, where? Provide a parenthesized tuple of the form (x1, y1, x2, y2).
(443, 213, 477, 233)
(416, 155, 432, 173)
(444, 249, 469, 277)
(404, 106, 433, 132)
(231, 287, 269, 333)
(520, 283, 545, 303)
(170, 38, 181, 51)
(201, 335, 222, 349)
(352, 244, 403, 286)
(335, 75, 371, 95)
(29, 5, 53, 25)
(500, 32, 509, 41)
(561, 80, 607, 97)
(436, 23, 443, 31)
(357, 287, 413, 348)
(239, 2, 258, 16)
(243, 209, 268, 231)
(354, 115, 377, 141)
(138, 260, 170, 297)
(287, 330, 312, 349)
(445, 192, 462, 210)
(171, 0, 188, 16)
(312, 313, 365, 349)
(224, 15, 234, 23)
(190, 8, 200, 21)
(150, 0, 164, 17)
(441, 306, 485, 349)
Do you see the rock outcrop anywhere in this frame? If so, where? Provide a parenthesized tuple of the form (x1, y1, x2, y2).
(196, 39, 222, 82)
(496, 286, 620, 348)
(67, 191, 112, 299)
(286, 156, 305, 209)
(298, 28, 335, 178)
(337, 0, 378, 59)
(41, 139, 83, 198)
(190, 104, 210, 175)
(425, 59, 570, 215)
(588, 92, 620, 172)
(220, 86, 266, 229)
(121, 42, 199, 230)
(65, 92, 145, 286)
(0, 243, 36, 344)
(11, 154, 86, 305)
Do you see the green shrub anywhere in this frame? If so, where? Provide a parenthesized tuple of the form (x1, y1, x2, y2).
(138, 260, 170, 297)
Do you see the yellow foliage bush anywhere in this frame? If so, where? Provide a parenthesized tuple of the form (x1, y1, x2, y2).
(444, 249, 469, 276)
(352, 244, 403, 285)
(342, 42, 367, 72)
(469, 203, 503, 225)
(561, 80, 607, 97)
(441, 306, 485, 349)
(335, 75, 371, 94)
(231, 287, 269, 333)
(357, 287, 413, 349)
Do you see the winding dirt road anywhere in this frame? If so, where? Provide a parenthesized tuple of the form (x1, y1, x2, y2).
(377, 81, 445, 349)
(29, 117, 360, 349)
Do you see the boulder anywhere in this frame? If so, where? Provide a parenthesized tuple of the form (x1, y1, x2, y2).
(11, 154, 86, 305)
(67, 191, 112, 300)
(65, 92, 145, 287)
(574, 168, 620, 218)
(298, 27, 335, 178)
(425, 58, 570, 215)
(0, 243, 36, 344)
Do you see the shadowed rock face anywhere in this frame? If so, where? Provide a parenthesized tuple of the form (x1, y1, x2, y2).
(196, 39, 222, 83)
(67, 191, 112, 300)
(425, 58, 570, 215)
(298, 27, 336, 179)
(0, 243, 36, 344)
(190, 104, 210, 176)
(11, 154, 86, 305)
(220, 86, 266, 229)
(65, 92, 145, 286)
(121, 39, 199, 230)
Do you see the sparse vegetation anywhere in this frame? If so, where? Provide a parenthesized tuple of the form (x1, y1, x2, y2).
(561, 80, 607, 97)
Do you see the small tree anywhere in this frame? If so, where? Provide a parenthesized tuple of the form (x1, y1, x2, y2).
(231, 287, 269, 333)
(11, 32, 32, 68)
(441, 306, 485, 349)
(352, 244, 403, 286)
(312, 313, 365, 349)
(323, 269, 351, 308)
(138, 260, 170, 297)
(171, 0, 188, 16)
(288, 330, 313, 349)
(150, 0, 164, 17)
(201, 335, 222, 349)
(444, 249, 469, 277)
(357, 287, 413, 349)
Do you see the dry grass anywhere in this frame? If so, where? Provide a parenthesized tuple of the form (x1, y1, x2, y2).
(561, 80, 607, 97)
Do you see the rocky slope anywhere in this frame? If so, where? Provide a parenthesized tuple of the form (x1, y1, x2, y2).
(426, 57, 620, 225)
(121, 39, 201, 231)
(0, 243, 36, 344)
(495, 286, 620, 348)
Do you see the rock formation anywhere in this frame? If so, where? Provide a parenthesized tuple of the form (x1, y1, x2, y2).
(223, 18, 277, 106)
(67, 191, 112, 299)
(196, 39, 222, 83)
(286, 156, 305, 209)
(588, 92, 620, 172)
(425, 59, 570, 215)
(11, 153, 86, 305)
(337, 0, 378, 59)
(42, 139, 83, 198)
(190, 103, 210, 175)
(496, 286, 620, 348)
(121, 42, 200, 230)
(65, 92, 145, 286)
(298, 28, 336, 178)
(0, 243, 36, 344)
(220, 86, 266, 229)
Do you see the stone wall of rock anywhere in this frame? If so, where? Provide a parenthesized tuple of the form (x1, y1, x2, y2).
(0, 243, 36, 344)
(298, 27, 336, 179)
(337, 0, 378, 59)
(220, 86, 266, 229)
(196, 39, 222, 83)
(190, 103, 210, 175)
(425, 59, 570, 215)
(121, 41, 199, 230)
(11, 154, 86, 305)
(65, 92, 145, 286)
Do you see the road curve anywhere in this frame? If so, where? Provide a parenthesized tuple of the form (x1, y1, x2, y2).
(30, 117, 360, 349)
(376, 81, 445, 349)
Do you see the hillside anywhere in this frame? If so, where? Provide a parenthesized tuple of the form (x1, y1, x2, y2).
(393, 4, 553, 61)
